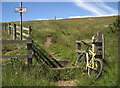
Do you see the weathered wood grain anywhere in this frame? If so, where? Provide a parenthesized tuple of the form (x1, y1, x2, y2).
(23, 27, 29, 31)
(2, 40, 32, 44)
(76, 40, 92, 43)
(48, 66, 81, 70)
(2, 55, 28, 58)
(23, 33, 28, 37)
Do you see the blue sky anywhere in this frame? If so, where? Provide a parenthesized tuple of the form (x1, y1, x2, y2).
(2, 1, 118, 22)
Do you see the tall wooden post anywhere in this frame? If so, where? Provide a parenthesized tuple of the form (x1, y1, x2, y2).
(13, 24, 16, 40)
(102, 34, 105, 59)
(97, 32, 102, 42)
(93, 32, 102, 59)
(92, 32, 104, 59)
(20, 2, 22, 40)
(8, 23, 11, 35)
(27, 26, 33, 67)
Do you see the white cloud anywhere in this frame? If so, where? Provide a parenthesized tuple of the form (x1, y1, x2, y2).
(96, 1, 117, 14)
(69, 16, 82, 18)
(36, 18, 48, 20)
(56, 18, 63, 20)
(2, 0, 120, 2)
(68, 14, 117, 18)
(73, 0, 118, 17)
(36, 18, 64, 20)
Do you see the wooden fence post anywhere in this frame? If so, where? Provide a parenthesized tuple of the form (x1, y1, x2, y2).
(13, 24, 16, 40)
(27, 26, 33, 67)
(8, 23, 11, 35)
(94, 32, 102, 59)
(97, 32, 102, 42)
(5, 23, 7, 32)
(92, 35, 97, 53)
(102, 34, 105, 60)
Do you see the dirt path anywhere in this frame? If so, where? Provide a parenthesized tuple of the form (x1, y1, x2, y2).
(44, 35, 61, 60)
(44, 36, 78, 86)
(57, 79, 78, 86)
(44, 35, 53, 48)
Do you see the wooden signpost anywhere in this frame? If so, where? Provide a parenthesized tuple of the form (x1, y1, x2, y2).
(15, 2, 27, 40)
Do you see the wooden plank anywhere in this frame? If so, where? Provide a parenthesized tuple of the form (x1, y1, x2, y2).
(2, 40, 32, 44)
(50, 60, 70, 67)
(15, 26, 29, 31)
(9, 25, 14, 28)
(16, 30, 21, 34)
(16, 26, 19, 28)
(97, 47, 102, 51)
(95, 55, 102, 59)
(48, 67, 81, 70)
(23, 33, 28, 37)
(23, 38, 26, 40)
(96, 51, 102, 55)
(2, 55, 27, 58)
(16, 34, 20, 37)
(92, 42, 102, 45)
(51, 60, 70, 63)
(23, 27, 29, 31)
(16, 34, 20, 39)
(76, 40, 92, 43)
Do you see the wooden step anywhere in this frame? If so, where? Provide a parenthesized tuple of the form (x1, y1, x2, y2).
(50, 60, 70, 67)
(51, 60, 70, 63)
(48, 66, 81, 70)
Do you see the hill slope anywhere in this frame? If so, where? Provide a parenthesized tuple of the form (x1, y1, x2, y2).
(2, 16, 119, 86)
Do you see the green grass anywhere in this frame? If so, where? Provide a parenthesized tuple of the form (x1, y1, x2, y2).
(2, 16, 119, 86)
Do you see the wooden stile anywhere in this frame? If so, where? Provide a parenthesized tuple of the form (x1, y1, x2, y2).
(76, 32, 105, 60)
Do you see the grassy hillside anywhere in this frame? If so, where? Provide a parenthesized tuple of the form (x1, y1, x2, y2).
(2, 16, 119, 86)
